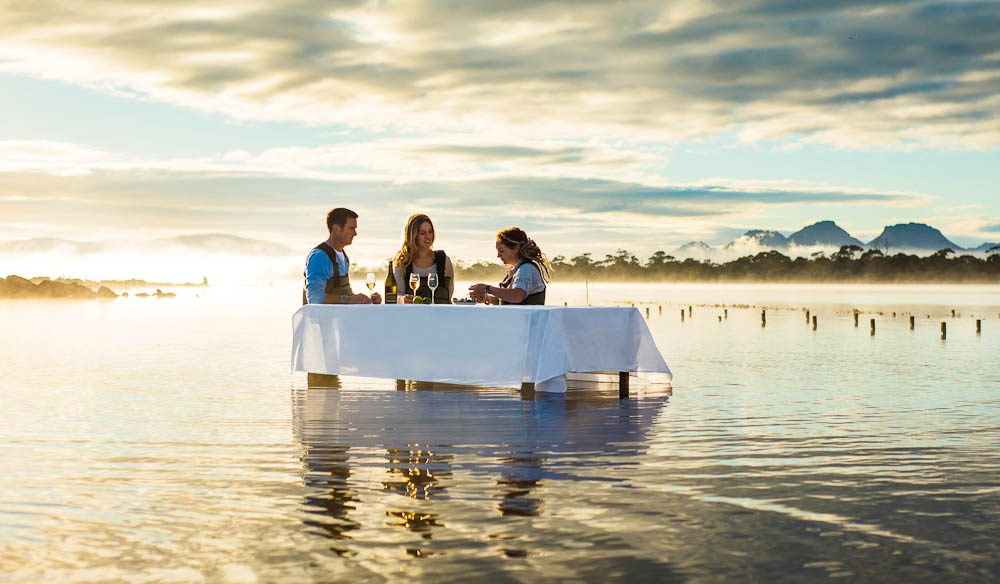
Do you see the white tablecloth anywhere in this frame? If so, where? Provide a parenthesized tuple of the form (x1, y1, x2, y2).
(291, 305, 671, 392)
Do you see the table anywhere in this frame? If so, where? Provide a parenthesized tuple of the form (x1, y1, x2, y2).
(291, 304, 671, 394)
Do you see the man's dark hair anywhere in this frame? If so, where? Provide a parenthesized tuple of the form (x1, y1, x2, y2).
(326, 208, 358, 231)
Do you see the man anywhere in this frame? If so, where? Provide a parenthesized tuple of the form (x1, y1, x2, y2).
(303, 208, 382, 305)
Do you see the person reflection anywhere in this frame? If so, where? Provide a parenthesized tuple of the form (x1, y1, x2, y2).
(495, 449, 544, 517)
(382, 443, 453, 540)
(295, 381, 359, 555)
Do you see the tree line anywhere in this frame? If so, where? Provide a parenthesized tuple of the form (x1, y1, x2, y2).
(450, 245, 1000, 283)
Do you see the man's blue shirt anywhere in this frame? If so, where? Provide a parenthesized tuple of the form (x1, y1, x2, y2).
(304, 246, 349, 304)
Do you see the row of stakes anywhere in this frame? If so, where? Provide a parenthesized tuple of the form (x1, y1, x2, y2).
(632, 304, 986, 339)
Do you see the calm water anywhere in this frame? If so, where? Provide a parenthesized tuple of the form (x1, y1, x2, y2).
(1, 283, 999, 582)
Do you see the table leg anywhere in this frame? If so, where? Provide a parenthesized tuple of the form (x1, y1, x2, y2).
(307, 373, 341, 389)
(619, 372, 629, 399)
(520, 381, 535, 399)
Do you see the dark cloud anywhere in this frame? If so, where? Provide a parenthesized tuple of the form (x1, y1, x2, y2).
(983, 223, 1000, 233)
(1, 0, 997, 146)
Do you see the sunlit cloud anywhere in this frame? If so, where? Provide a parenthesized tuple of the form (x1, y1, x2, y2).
(1, 1, 997, 148)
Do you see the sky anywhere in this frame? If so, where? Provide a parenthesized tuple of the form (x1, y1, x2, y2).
(1, 0, 998, 275)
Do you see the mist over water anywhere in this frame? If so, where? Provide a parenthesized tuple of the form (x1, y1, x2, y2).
(1, 283, 998, 581)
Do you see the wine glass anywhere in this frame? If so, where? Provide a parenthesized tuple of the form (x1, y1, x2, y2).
(408, 273, 420, 302)
(365, 272, 375, 299)
(426, 273, 438, 305)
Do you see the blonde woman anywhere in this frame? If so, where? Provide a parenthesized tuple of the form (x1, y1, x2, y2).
(393, 213, 455, 304)
(469, 227, 551, 305)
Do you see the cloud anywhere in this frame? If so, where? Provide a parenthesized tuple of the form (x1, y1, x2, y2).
(984, 223, 1000, 233)
(1, 1, 997, 148)
(0, 158, 930, 262)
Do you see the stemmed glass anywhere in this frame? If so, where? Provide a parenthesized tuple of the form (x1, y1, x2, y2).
(408, 273, 420, 303)
(365, 272, 376, 300)
(426, 273, 438, 305)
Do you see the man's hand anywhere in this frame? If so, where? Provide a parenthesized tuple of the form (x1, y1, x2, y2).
(370, 292, 382, 304)
(348, 293, 371, 304)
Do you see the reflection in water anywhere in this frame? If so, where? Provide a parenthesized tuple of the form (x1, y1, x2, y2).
(301, 444, 359, 552)
(383, 444, 452, 539)
(292, 378, 671, 565)
(386, 510, 443, 538)
(295, 380, 360, 555)
(383, 446, 452, 500)
(495, 451, 544, 517)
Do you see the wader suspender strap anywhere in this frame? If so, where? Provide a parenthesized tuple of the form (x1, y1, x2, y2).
(302, 242, 351, 304)
(403, 250, 451, 303)
(499, 260, 546, 305)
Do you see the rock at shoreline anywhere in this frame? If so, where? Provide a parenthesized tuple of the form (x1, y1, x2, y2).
(0, 275, 119, 300)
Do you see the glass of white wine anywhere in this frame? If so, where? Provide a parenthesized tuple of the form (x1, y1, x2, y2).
(426, 273, 438, 305)
(408, 273, 420, 303)
(365, 272, 376, 300)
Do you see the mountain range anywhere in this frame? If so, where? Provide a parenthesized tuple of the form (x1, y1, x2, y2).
(1, 224, 996, 262)
(675, 221, 998, 259)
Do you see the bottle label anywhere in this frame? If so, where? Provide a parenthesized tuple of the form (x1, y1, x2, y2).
(385, 292, 397, 304)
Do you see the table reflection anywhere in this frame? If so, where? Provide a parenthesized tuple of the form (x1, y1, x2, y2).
(293, 377, 670, 555)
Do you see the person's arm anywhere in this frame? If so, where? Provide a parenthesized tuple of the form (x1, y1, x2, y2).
(468, 282, 526, 304)
(488, 285, 526, 304)
(305, 251, 332, 304)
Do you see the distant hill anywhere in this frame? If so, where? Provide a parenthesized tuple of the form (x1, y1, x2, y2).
(867, 223, 960, 252)
(153, 233, 294, 256)
(0, 234, 294, 257)
(787, 220, 864, 247)
(673, 241, 715, 258)
(969, 242, 1000, 253)
(725, 230, 789, 250)
(0, 238, 110, 254)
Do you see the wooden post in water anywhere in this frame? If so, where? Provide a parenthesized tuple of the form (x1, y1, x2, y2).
(658, 305, 662, 316)
(951, 309, 956, 318)
(688, 306, 692, 317)
(976, 319, 982, 334)
(645, 306, 650, 319)
(812, 315, 817, 330)
(761, 309, 766, 327)
(941, 322, 947, 340)
(870, 319, 876, 336)
(680, 309, 685, 322)
(718, 316, 722, 322)
(724, 309, 728, 319)
(806, 309, 810, 324)
(909, 316, 915, 330)
(854, 312, 859, 327)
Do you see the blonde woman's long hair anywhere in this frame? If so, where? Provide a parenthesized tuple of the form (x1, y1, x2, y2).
(497, 227, 552, 282)
(394, 213, 434, 267)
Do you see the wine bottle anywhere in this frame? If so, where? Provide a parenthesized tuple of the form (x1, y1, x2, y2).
(384, 261, 398, 304)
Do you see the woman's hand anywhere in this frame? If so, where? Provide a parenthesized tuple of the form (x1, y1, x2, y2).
(401, 294, 414, 304)
(469, 283, 488, 303)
